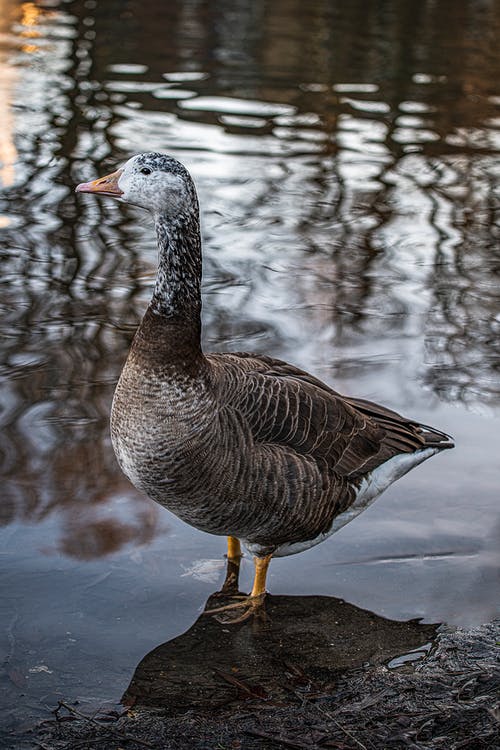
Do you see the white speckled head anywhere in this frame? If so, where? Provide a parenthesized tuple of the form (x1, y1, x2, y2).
(76, 152, 198, 220)
(77, 152, 202, 320)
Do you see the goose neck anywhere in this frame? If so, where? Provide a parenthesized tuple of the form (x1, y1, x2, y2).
(151, 210, 202, 329)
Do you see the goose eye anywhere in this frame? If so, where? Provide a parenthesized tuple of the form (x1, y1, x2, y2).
(140, 167, 152, 175)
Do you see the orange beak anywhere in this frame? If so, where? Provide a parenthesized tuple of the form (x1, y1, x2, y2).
(75, 168, 124, 198)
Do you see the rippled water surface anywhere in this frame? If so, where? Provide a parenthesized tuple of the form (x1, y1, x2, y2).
(1, 0, 499, 733)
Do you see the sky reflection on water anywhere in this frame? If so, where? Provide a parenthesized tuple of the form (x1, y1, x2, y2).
(0, 0, 499, 733)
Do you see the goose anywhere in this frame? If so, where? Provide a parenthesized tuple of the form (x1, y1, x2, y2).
(76, 152, 454, 622)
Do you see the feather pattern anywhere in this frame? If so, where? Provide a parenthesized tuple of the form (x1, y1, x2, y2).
(112, 315, 453, 557)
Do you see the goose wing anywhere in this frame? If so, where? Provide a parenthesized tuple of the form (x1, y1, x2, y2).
(208, 352, 445, 479)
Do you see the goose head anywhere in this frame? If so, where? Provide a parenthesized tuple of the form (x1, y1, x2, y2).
(76, 152, 198, 221)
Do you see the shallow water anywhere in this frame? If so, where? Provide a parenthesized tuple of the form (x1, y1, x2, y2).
(0, 0, 499, 734)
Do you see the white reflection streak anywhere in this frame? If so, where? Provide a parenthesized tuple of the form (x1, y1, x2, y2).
(0, 0, 48, 188)
(0, 61, 17, 188)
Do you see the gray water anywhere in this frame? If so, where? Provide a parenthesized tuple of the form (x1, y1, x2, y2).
(0, 0, 499, 733)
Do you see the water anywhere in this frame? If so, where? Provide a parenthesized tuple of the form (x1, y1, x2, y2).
(0, 0, 499, 734)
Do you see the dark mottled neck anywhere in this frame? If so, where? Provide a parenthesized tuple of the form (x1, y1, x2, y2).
(150, 210, 202, 342)
(132, 306, 205, 374)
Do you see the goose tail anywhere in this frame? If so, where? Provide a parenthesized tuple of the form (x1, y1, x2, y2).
(418, 423, 454, 450)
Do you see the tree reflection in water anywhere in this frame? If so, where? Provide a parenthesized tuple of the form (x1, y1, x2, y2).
(0, 0, 498, 569)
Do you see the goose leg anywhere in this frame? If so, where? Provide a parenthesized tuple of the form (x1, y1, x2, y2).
(204, 554, 272, 623)
(220, 536, 242, 594)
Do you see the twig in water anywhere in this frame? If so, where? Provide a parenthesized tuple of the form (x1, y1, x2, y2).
(54, 701, 154, 749)
(244, 728, 317, 749)
(214, 668, 269, 701)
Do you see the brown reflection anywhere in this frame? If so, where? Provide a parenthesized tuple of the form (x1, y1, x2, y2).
(57, 484, 159, 560)
(123, 590, 437, 711)
(19, 1, 45, 54)
(0, 0, 19, 188)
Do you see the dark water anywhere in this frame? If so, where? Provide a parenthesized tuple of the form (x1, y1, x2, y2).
(0, 0, 499, 733)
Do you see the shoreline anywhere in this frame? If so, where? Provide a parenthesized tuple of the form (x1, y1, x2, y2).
(23, 595, 500, 749)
